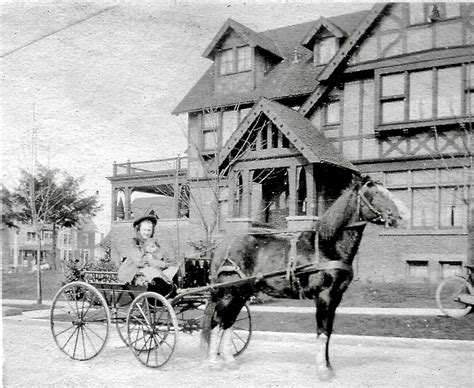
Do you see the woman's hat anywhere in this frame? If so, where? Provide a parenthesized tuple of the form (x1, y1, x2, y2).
(132, 214, 158, 228)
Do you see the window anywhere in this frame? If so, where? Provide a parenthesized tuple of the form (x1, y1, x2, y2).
(385, 167, 470, 230)
(219, 45, 252, 75)
(440, 261, 463, 278)
(202, 112, 218, 151)
(236, 46, 251, 72)
(379, 64, 468, 125)
(26, 232, 36, 241)
(315, 37, 337, 65)
(407, 260, 429, 279)
(83, 249, 90, 260)
(466, 63, 474, 116)
(82, 234, 89, 246)
(63, 234, 71, 245)
(324, 100, 340, 125)
(220, 49, 234, 75)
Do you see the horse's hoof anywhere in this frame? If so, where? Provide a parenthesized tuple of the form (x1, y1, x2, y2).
(317, 367, 334, 382)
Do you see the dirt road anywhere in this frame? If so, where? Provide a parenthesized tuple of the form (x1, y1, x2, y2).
(3, 316, 472, 387)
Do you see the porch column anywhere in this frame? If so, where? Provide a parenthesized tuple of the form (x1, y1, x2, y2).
(241, 168, 252, 218)
(111, 187, 117, 222)
(288, 164, 297, 217)
(124, 187, 132, 220)
(305, 164, 317, 216)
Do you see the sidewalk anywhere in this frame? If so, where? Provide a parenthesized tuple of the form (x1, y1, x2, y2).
(2, 298, 443, 317)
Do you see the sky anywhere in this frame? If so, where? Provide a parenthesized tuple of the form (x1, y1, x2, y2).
(1, 0, 375, 233)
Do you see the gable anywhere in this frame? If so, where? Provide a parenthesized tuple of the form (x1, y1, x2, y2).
(349, 2, 469, 66)
(301, 17, 347, 49)
(218, 97, 356, 174)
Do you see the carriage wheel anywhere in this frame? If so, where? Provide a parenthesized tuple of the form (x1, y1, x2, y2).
(127, 292, 178, 368)
(111, 291, 135, 346)
(50, 281, 110, 360)
(220, 303, 252, 357)
(436, 276, 473, 318)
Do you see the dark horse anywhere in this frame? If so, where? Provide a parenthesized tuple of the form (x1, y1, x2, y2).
(201, 175, 408, 380)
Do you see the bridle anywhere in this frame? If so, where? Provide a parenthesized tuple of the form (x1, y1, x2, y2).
(356, 182, 387, 226)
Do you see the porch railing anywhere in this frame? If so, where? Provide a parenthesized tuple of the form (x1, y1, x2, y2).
(113, 156, 188, 177)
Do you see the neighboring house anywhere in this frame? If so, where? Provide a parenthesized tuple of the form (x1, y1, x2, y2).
(1, 217, 102, 271)
(109, 3, 472, 283)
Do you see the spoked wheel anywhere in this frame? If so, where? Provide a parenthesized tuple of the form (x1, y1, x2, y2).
(220, 303, 252, 357)
(436, 276, 473, 318)
(110, 291, 135, 346)
(127, 292, 178, 368)
(50, 281, 110, 360)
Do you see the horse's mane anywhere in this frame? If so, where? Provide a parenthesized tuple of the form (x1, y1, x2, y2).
(318, 183, 358, 241)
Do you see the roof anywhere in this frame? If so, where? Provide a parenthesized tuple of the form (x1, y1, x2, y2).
(218, 97, 357, 173)
(202, 18, 282, 60)
(301, 16, 347, 49)
(299, 3, 389, 116)
(173, 9, 370, 115)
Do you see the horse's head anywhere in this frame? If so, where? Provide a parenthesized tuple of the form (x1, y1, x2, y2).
(357, 175, 409, 228)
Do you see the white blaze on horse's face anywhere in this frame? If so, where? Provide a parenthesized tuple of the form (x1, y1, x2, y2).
(373, 183, 410, 227)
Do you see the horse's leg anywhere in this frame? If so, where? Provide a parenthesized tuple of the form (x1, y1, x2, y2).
(314, 272, 351, 381)
(314, 288, 334, 381)
(219, 328, 238, 369)
(208, 325, 223, 369)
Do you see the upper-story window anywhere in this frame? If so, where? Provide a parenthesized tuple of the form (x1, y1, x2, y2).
(378, 63, 471, 125)
(324, 99, 341, 125)
(26, 232, 36, 242)
(82, 234, 89, 246)
(409, 3, 461, 25)
(202, 112, 219, 151)
(219, 45, 252, 75)
(314, 37, 337, 65)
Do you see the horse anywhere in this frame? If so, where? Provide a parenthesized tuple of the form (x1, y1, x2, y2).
(201, 174, 408, 380)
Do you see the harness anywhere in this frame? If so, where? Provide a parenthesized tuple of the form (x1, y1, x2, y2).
(215, 182, 384, 294)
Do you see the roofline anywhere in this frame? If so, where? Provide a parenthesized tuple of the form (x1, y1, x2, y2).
(299, 2, 390, 116)
(301, 17, 347, 48)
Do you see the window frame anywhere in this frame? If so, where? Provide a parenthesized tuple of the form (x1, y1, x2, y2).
(385, 167, 471, 230)
(218, 45, 252, 76)
(323, 98, 341, 126)
(376, 59, 473, 132)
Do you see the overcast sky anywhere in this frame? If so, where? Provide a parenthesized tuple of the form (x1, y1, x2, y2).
(1, 0, 374, 232)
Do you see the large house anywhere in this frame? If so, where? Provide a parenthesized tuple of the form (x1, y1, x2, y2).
(109, 3, 473, 283)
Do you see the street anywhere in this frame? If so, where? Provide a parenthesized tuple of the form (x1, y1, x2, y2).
(3, 314, 473, 387)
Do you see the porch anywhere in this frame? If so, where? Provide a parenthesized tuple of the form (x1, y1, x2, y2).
(107, 156, 189, 222)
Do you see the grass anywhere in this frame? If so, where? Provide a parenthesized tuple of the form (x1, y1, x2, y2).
(2, 269, 473, 340)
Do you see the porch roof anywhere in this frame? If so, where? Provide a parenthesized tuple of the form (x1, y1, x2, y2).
(218, 97, 357, 173)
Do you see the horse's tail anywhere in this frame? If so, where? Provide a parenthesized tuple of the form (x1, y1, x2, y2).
(201, 297, 216, 348)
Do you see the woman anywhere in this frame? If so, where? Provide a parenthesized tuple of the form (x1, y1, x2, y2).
(118, 215, 178, 296)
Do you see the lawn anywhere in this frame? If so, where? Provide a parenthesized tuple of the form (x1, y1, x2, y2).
(3, 269, 472, 340)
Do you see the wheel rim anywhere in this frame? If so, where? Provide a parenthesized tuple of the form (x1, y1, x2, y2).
(436, 276, 473, 318)
(220, 303, 252, 357)
(50, 281, 110, 360)
(127, 292, 178, 368)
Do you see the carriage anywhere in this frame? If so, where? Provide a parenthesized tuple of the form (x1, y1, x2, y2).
(50, 175, 407, 380)
(49, 264, 252, 368)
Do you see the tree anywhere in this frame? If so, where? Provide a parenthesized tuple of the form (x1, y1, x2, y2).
(0, 185, 18, 228)
(11, 165, 102, 304)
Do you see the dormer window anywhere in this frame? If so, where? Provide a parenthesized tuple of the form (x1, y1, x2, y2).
(220, 49, 234, 75)
(219, 45, 252, 75)
(314, 37, 337, 65)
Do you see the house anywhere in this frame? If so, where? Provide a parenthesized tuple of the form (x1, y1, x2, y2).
(109, 3, 472, 283)
(1, 217, 102, 272)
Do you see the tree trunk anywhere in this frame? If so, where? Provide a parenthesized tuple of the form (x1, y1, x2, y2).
(36, 229, 43, 305)
(52, 223, 58, 270)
